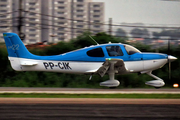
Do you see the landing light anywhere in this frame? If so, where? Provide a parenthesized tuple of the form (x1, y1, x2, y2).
(173, 83, 179, 88)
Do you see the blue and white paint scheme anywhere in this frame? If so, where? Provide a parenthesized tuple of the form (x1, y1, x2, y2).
(3, 33, 177, 88)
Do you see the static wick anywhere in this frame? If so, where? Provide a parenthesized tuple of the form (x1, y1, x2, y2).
(89, 35, 99, 45)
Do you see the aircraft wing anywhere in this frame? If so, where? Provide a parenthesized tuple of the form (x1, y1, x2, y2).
(97, 58, 127, 77)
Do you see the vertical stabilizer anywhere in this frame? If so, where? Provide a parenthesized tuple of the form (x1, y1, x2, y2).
(3, 33, 34, 58)
(3, 33, 34, 71)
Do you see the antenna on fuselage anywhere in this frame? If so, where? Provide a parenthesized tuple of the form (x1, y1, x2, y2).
(89, 35, 99, 45)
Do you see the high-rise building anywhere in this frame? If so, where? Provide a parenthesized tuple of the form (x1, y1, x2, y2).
(0, 0, 104, 43)
(88, 2, 104, 34)
(47, 0, 104, 43)
(0, 0, 13, 42)
(47, 0, 72, 43)
(0, 0, 42, 43)
(22, 0, 42, 43)
(71, 0, 92, 39)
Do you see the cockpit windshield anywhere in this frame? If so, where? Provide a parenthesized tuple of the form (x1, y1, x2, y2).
(124, 45, 141, 55)
(106, 46, 123, 56)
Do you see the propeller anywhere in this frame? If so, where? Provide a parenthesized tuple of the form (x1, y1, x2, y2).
(167, 55, 177, 80)
(168, 56, 171, 80)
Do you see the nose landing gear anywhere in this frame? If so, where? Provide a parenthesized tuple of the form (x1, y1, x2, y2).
(145, 71, 165, 88)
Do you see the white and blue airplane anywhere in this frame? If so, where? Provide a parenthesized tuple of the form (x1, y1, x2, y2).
(3, 33, 177, 88)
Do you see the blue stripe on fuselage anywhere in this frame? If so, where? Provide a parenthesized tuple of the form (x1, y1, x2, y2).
(142, 53, 168, 61)
(30, 45, 168, 62)
(12, 52, 168, 62)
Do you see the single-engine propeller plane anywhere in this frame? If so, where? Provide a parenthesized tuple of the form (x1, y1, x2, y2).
(3, 33, 177, 88)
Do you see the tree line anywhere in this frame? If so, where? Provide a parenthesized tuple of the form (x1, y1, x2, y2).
(0, 32, 179, 88)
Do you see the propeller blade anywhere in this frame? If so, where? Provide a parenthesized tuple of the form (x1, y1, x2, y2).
(169, 59, 171, 80)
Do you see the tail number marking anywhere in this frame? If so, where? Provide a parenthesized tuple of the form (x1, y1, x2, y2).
(8, 44, 19, 50)
(43, 62, 72, 70)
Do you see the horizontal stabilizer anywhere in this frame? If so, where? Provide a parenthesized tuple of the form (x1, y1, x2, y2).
(21, 61, 38, 66)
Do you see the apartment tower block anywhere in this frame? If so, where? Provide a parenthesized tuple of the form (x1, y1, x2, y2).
(0, 0, 104, 44)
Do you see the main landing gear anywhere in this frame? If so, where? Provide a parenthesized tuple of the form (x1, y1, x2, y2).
(100, 61, 120, 88)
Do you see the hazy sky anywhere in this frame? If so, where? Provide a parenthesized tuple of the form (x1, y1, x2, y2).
(93, 0, 180, 26)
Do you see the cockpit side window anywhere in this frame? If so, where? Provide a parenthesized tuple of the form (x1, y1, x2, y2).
(87, 47, 104, 57)
(106, 46, 123, 56)
(124, 45, 141, 55)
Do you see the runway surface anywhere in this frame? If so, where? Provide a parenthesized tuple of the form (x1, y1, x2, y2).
(0, 87, 180, 94)
(0, 98, 180, 120)
(0, 88, 180, 119)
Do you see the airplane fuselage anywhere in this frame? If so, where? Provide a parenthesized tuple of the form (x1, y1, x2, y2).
(8, 43, 168, 74)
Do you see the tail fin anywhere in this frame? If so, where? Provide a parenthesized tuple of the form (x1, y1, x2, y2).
(3, 33, 38, 71)
(3, 33, 33, 58)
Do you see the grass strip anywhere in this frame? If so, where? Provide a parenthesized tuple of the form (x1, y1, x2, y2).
(0, 93, 180, 99)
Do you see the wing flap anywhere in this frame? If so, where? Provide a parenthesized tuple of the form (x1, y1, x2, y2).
(114, 60, 127, 74)
(97, 58, 127, 77)
(86, 69, 99, 73)
(97, 61, 110, 77)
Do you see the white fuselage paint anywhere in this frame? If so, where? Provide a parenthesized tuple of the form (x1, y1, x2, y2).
(8, 57, 168, 74)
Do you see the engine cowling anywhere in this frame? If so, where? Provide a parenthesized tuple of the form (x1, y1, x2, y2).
(145, 80, 165, 87)
(100, 80, 120, 87)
